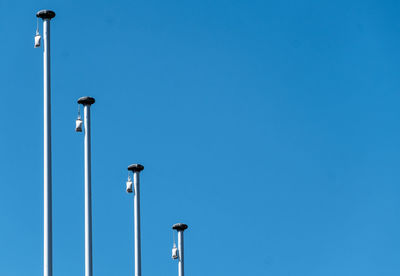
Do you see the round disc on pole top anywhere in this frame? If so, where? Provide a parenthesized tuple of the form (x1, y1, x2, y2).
(172, 223, 188, 231)
(36, 10, 56, 19)
(128, 164, 144, 172)
(77, 96, 95, 105)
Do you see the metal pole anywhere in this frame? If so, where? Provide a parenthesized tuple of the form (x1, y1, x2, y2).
(78, 97, 96, 276)
(172, 223, 188, 276)
(127, 164, 144, 276)
(178, 231, 184, 276)
(36, 10, 55, 276)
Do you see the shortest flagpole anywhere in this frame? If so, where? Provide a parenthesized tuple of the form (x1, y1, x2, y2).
(172, 223, 188, 276)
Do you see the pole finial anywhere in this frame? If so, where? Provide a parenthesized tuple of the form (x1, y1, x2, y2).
(128, 164, 144, 172)
(172, 223, 188, 231)
(77, 96, 95, 106)
(36, 10, 56, 19)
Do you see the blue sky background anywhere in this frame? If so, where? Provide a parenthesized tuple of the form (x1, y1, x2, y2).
(0, 0, 400, 275)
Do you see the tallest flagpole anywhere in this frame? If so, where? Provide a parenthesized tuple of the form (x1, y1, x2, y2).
(36, 9, 56, 276)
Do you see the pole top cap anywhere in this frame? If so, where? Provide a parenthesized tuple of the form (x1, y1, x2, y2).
(77, 96, 95, 105)
(172, 223, 188, 231)
(36, 10, 56, 19)
(128, 164, 144, 172)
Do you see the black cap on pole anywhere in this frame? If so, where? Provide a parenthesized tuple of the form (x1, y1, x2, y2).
(128, 164, 144, 172)
(77, 96, 95, 106)
(172, 223, 188, 231)
(36, 10, 56, 19)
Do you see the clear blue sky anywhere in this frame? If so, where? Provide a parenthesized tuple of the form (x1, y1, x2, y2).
(0, 0, 399, 275)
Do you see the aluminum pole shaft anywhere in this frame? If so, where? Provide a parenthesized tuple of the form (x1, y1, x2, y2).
(43, 18, 52, 276)
(84, 104, 93, 276)
(133, 171, 142, 276)
(172, 223, 188, 276)
(37, 10, 55, 276)
(178, 231, 184, 276)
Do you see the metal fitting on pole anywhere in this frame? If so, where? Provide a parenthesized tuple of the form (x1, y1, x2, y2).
(36, 9, 55, 276)
(127, 164, 144, 276)
(37, 10, 56, 20)
(172, 223, 188, 276)
(77, 96, 95, 276)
